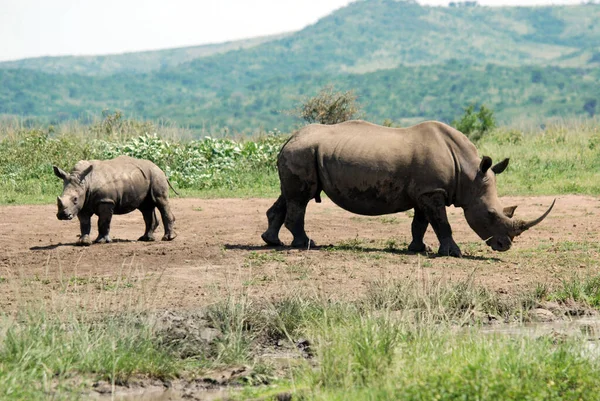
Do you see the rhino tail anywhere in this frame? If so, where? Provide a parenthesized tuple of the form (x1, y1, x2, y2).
(167, 179, 180, 196)
(314, 150, 322, 203)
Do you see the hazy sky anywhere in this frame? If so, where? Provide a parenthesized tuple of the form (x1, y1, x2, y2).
(0, 0, 587, 62)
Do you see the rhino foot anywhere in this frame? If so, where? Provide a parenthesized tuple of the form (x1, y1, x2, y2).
(291, 238, 316, 249)
(438, 241, 462, 258)
(162, 232, 177, 241)
(261, 232, 284, 247)
(138, 235, 156, 242)
(408, 241, 433, 253)
(77, 235, 92, 247)
(95, 235, 112, 244)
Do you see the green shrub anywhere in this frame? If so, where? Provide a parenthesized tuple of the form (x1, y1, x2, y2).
(452, 103, 497, 141)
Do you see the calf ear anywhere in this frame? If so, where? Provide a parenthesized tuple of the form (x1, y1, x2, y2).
(53, 166, 68, 180)
(492, 158, 510, 175)
(78, 165, 93, 181)
(503, 205, 518, 218)
(479, 156, 493, 174)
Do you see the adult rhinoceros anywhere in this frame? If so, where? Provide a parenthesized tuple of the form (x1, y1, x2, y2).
(53, 155, 177, 246)
(262, 120, 554, 257)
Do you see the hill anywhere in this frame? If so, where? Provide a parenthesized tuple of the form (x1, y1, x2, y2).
(0, 34, 289, 76)
(1, 0, 599, 132)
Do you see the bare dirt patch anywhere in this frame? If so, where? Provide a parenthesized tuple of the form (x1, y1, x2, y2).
(1, 195, 599, 311)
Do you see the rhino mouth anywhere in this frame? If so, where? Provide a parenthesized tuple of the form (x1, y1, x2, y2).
(57, 212, 74, 221)
(486, 236, 512, 252)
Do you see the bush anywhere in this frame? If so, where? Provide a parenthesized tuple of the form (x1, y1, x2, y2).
(451, 103, 496, 142)
(294, 85, 361, 125)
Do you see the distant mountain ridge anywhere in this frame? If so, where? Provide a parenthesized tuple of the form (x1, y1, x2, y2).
(0, 33, 290, 76)
(1, 0, 599, 132)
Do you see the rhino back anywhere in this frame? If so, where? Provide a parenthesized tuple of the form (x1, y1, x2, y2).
(83, 156, 166, 214)
(281, 121, 471, 215)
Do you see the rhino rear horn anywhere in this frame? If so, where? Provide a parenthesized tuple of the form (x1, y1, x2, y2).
(512, 199, 556, 236)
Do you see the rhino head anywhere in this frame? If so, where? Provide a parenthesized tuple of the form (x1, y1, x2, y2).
(53, 164, 93, 220)
(463, 156, 555, 252)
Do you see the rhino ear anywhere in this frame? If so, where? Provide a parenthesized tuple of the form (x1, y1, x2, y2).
(479, 156, 493, 174)
(492, 158, 510, 175)
(78, 165, 93, 181)
(503, 205, 518, 218)
(53, 166, 68, 180)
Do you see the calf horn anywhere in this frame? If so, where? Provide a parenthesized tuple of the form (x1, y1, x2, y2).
(512, 199, 556, 236)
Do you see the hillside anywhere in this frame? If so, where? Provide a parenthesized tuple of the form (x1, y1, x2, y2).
(0, 34, 289, 76)
(1, 0, 599, 132)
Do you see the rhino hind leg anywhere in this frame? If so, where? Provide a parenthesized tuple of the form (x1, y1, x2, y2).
(139, 207, 159, 241)
(418, 192, 461, 258)
(407, 207, 433, 253)
(285, 200, 315, 249)
(155, 195, 176, 241)
(95, 203, 114, 244)
(262, 195, 287, 246)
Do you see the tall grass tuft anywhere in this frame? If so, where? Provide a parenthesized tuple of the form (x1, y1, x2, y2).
(0, 310, 183, 399)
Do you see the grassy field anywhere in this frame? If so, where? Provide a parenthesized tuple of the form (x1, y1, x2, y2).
(2, 273, 600, 400)
(1, 115, 599, 205)
(2, 116, 600, 399)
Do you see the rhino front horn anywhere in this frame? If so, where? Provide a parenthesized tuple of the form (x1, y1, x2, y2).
(512, 199, 556, 236)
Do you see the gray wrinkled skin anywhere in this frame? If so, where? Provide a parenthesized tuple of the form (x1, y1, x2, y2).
(262, 120, 554, 257)
(54, 155, 176, 246)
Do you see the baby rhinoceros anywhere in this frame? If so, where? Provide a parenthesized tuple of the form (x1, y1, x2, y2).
(53, 155, 177, 246)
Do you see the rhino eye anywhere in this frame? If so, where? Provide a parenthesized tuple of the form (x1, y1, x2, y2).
(73, 196, 78, 204)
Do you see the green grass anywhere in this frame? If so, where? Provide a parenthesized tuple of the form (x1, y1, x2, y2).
(3, 273, 600, 399)
(479, 119, 600, 195)
(0, 114, 287, 205)
(0, 310, 191, 400)
(293, 324, 600, 401)
(2, 117, 600, 205)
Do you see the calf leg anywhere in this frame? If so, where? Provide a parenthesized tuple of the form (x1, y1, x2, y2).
(285, 199, 314, 248)
(155, 195, 176, 241)
(418, 192, 461, 257)
(139, 207, 159, 241)
(77, 212, 92, 246)
(407, 207, 432, 253)
(261, 195, 286, 246)
(95, 203, 114, 244)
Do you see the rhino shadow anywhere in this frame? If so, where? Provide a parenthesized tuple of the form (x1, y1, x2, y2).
(223, 243, 501, 261)
(30, 238, 135, 251)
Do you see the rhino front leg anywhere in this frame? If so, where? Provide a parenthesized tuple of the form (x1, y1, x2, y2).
(285, 200, 315, 249)
(155, 196, 176, 241)
(139, 207, 159, 241)
(261, 195, 286, 246)
(418, 192, 461, 257)
(95, 203, 114, 244)
(407, 207, 432, 253)
(77, 212, 92, 246)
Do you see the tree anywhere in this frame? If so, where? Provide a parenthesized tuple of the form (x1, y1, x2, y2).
(294, 85, 361, 125)
(451, 104, 496, 142)
(584, 99, 597, 117)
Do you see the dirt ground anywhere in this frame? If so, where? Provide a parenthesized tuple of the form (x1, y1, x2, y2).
(1, 195, 599, 312)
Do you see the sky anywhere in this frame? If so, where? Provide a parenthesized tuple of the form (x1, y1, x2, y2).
(0, 0, 589, 62)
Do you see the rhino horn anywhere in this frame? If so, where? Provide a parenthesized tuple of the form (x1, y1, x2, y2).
(512, 199, 556, 236)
